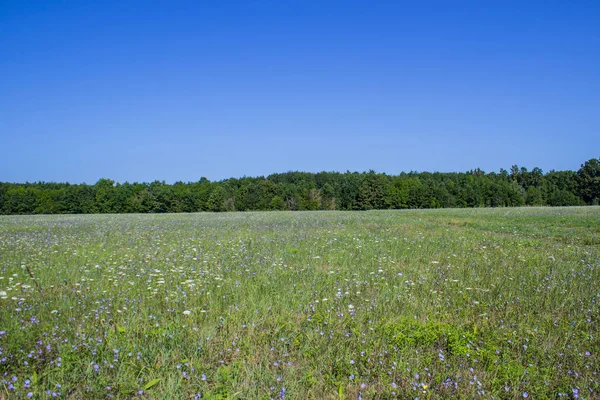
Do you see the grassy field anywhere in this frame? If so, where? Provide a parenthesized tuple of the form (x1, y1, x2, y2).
(0, 208, 599, 399)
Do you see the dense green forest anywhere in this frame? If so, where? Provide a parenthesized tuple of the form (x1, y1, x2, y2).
(1, 158, 599, 214)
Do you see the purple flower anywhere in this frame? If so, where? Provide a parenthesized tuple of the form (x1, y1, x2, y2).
(523, 393, 529, 398)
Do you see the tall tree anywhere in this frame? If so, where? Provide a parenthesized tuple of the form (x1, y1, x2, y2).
(577, 158, 600, 205)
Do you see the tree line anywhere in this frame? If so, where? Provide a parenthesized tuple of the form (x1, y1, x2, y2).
(1, 158, 599, 215)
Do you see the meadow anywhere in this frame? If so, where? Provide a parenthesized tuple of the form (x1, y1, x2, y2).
(0, 207, 598, 399)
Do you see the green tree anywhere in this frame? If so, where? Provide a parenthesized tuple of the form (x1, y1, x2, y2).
(207, 185, 226, 212)
(95, 178, 117, 213)
(355, 171, 388, 210)
(525, 186, 544, 206)
(577, 158, 600, 204)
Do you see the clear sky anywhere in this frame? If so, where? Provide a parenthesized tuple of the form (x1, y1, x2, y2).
(1, 1, 599, 184)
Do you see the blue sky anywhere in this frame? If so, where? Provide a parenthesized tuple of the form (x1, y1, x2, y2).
(1, 1, 599, 183)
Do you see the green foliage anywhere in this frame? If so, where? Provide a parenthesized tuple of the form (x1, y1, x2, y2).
(577, 157, 600, 204)
(0, 159, 598, 215)
(143, 378, 161, 390)
(381, 317, 477, 355)
(355, 171, 389, 210)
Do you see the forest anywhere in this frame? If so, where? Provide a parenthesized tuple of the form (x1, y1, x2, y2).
(1, 158, 598, 214)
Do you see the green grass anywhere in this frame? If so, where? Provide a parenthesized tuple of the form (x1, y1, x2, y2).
(0, 207, 598, 399)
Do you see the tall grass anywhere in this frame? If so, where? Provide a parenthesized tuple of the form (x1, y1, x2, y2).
(1, 207, 598, 398)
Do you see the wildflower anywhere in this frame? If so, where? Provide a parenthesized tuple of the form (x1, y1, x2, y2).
(183, 310, 191, 315)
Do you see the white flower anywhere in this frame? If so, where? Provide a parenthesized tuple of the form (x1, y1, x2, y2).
(183, 310, 191, 316)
